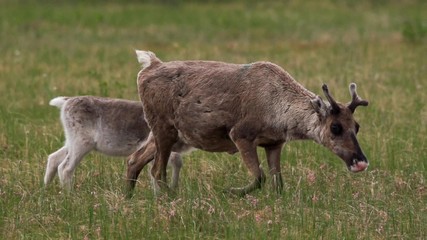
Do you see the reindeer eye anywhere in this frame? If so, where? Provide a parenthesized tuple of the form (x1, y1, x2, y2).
(330, 123, 343, 135)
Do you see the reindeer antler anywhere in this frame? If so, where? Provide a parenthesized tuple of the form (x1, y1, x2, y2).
(347, 83, 368, 113)
(322, 84, 340, 114)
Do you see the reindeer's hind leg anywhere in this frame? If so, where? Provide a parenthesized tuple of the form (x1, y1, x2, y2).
(150, 126, 178, 196)
(44, 146, 67, 185)
(126, 144, 183, 198)
(58, 139, 94, 191)
(126, 135, 156, 197)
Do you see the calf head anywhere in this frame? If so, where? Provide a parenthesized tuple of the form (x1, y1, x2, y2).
(311, 83, 369, 172)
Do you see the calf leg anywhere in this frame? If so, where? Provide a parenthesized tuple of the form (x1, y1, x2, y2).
(44, 146, 67, 185)
(265, 144, 284, 194)
(58, 141, 93, 191)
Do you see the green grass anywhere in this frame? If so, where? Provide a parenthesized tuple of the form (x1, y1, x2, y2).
(0, 0, 426, 239)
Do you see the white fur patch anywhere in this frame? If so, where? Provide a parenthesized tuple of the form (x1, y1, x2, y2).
(49, 97, 68, 109)
(135, 50, 154, 69)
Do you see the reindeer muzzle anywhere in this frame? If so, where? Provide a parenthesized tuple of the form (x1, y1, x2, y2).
(347, 133, 369, 172)
(348, 149, 369, 172)
(349, 159, 369, 172)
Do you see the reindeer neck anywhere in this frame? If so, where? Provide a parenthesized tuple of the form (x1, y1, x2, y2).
(283, 98, 322, 144)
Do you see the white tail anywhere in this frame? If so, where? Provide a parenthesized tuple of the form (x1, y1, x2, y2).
(49, 97, 68, 109)
(135, 50, 156, 69)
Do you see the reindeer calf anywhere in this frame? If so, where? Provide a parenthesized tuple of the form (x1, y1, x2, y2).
(135, 50, 369, 196)
(44, 96, 182, 191)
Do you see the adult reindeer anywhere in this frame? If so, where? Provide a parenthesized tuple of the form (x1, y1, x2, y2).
(134, 50, 369, 196)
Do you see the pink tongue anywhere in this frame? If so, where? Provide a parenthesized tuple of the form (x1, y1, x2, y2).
(351, 161, 368, 172)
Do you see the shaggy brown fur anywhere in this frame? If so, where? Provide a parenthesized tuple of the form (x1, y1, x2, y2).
(133, 50, 369, 195)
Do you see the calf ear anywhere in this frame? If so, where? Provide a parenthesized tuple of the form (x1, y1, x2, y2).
(310, 96, 328, 119)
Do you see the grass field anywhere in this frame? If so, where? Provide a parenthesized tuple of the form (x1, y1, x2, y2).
(0, 0, 426, 239)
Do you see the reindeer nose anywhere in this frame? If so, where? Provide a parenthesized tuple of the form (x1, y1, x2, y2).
(350, 160, 369, 172)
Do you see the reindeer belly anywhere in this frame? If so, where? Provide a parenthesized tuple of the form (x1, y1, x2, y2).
(174, 98, 238, 153)
(94, 130, 142, 156)
(177, 129, 237, 153)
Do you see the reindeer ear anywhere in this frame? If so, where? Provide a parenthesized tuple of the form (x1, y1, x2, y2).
(310, 96, 328, 119)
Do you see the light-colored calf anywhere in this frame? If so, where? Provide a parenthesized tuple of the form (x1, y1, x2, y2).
(44, 96, 182, 191)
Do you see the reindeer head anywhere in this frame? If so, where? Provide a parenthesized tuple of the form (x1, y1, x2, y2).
(311, 83, 369, 172)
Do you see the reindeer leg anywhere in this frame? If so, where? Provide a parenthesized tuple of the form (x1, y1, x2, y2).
(265, 143, 284, 194)
(228, 137, 266, 196)
(151, 126, 177, 196)
(58, 140, 93, 191)
(44, 146, 67, 185)
(126, 138, 156, 198)
(169, 152, 183, 190)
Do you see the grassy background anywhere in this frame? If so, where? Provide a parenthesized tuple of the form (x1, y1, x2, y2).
(0, 0, 426, 239)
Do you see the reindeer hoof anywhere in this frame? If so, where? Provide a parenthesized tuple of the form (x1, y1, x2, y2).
(223, 187, 248, 197)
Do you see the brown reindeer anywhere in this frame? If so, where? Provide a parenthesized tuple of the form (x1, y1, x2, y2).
(132, 50, 369, 196)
